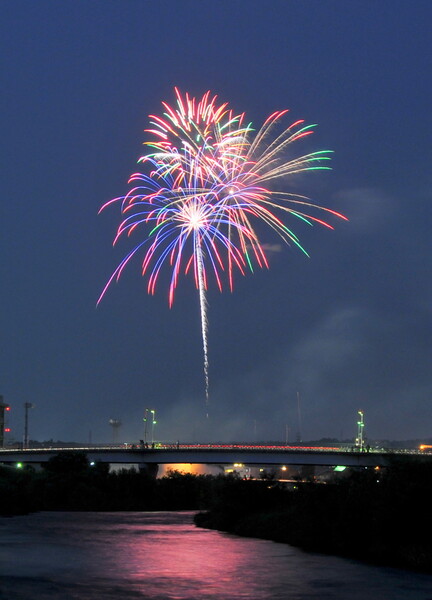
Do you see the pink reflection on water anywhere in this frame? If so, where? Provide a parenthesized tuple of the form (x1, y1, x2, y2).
(95, 514, 272, 598)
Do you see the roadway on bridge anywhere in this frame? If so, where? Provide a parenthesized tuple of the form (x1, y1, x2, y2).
(0, 444, 425, 468)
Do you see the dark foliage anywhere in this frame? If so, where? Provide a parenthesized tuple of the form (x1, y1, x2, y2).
(0, 454, 215, 514)
(195, 459, 432, 573)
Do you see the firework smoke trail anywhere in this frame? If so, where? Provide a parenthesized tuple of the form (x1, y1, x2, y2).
(99, 89, 347, 409)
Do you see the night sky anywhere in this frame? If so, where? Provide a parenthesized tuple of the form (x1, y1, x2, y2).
(2, 1, 431, 445)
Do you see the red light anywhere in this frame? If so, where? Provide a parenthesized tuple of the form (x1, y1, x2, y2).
(4, 428, 11, 432)
(5, 406, 10, 411)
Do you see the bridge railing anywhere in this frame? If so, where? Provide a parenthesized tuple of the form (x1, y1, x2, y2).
(0, 443, 427, 455)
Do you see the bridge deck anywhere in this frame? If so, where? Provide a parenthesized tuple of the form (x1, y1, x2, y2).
(0, 445, 426, 468)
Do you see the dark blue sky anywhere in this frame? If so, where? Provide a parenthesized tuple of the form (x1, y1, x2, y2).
(2, 1, 431, 444)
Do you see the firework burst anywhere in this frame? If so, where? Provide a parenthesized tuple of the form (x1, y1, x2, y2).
(99, 88, 346, 408)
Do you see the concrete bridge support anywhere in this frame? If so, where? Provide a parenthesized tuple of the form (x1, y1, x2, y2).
(300, 464, 315, 481)
(138, 463, 159, 478)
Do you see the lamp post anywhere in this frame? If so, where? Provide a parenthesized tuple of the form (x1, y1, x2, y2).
(151, 410, 157, 444)
(143, 408, 157, 445)
(355, 410, 365, 451)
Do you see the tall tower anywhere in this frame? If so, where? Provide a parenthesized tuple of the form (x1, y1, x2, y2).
(0, 396, 11, 448)
(109, 419, 122, 444)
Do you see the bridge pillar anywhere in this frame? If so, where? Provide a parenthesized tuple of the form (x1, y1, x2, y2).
(138, 463, 159, 478)
(300, 464, 315, 481)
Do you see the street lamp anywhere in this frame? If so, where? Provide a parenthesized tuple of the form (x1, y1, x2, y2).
(143, 408, 157, 445)
(150, 410, 157, 444)
(355, 410, 365, 451)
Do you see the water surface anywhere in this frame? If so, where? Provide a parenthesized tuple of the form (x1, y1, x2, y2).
(1, 512, 431, 599)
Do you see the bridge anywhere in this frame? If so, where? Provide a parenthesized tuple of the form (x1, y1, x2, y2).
(0, 443, 425, 470)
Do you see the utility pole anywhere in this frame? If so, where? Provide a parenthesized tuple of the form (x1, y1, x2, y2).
(296, 391, 302, 442)
(143, 409, 148, 444)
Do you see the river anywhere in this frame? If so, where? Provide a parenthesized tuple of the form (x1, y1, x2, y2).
(0, 512, 431, 599)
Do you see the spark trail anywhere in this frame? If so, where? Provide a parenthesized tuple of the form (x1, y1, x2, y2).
(195, 240, 209, 412)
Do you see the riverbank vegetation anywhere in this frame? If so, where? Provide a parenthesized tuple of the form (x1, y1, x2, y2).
(0, 452, 213, 514)
(195, 458, 432, 573)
